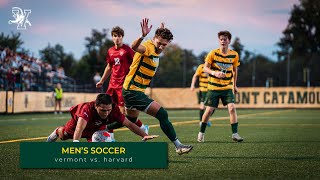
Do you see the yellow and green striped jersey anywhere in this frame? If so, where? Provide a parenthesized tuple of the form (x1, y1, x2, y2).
(205, 48, 240, 91)
(195, 64, 208, 92)
(123, 40, 159, 92)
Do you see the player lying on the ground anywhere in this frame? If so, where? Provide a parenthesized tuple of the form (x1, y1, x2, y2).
(47, 93, 158, 142)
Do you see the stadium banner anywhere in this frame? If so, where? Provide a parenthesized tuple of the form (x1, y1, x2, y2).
(13, 92, 98, 113)
(20, 142, 168, 169)
(4, 87, 320, 113)
(0, 91, 6, 113)
(150, 87, 320, 109)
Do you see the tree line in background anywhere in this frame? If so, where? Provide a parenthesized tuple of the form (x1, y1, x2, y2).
(1, 0, 319, 88)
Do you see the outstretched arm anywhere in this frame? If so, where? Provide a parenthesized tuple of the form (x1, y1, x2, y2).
(122, 118, 158, 141)
(131, 18, 153, 54)
(73, 117, 87, 142)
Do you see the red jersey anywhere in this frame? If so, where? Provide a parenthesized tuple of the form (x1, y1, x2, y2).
(106, 44, 134, 89)
(64, 101, 125, 138)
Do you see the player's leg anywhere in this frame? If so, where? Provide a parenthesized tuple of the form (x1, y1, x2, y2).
(58, 99, 62, 114)
(47, 126, 71, 142)
(123, 88, 192, 155)
(54, 99, 58, 114)
(146, 101, 193, 155)
(222, 90, 243, 142)
(197, 90, 219, 142)
(199, 91, 212, 127)
(117, 89, 148, 134)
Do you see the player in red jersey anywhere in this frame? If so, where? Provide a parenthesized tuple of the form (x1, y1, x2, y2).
(96, 26, 148, 140)
(47, 94, 158, 142)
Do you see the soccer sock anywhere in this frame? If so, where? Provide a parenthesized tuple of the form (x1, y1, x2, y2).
(200, 122, 207, 133)
(135, 119, 143, 127)
(231, 122, 238, 134)
(173, 139, 182, 148)
(155, 107, 177, 141)
(199, 109, 204, 121)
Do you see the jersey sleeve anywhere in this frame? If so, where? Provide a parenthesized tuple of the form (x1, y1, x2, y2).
(195, 65, 202, 76)
(233, 52, 240, 67)
(142, 41, 151, 56)
(205, 50, 214, 66)
(106, 49, 112, 64)
(77, 104, 92, 122)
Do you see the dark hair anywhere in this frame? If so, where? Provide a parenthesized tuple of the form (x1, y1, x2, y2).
(95, 94, 112, 106)
(155, 28, 173, 41)
(111, 26, 124, 37)
(218, 31, 232, 40)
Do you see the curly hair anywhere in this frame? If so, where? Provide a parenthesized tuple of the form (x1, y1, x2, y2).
(111, 26, 124, 37)
(155, 28, 173, 41)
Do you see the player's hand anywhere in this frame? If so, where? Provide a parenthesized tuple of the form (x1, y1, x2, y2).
(96, 81, 103, 88)
(160, 22, 165, 28)
(140, 18, 152, 37)
(233, 86, 239, 94)
(142, 135, 159, 141)
(190, 85, 195, 91)
(214, 72, 226, 79)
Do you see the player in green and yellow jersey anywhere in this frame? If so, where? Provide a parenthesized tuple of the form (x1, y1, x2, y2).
(190, 63, 213, 126)
(197, 30, 244, 143)
(123, 18, 192, 155)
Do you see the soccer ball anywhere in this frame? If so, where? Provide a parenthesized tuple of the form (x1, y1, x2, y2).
(92, 130, 113, 142)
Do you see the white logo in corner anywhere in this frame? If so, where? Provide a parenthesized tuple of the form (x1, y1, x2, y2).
(8, 7, 31, 30)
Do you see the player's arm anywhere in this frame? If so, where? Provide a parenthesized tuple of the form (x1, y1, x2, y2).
(233, 65, 239, 94)
(204, 61, 225, 79)
(131, 18, 153, 54)
(122, 117, 158, 141)
(190, 72, 198, 91)
(96, 63, 111, 88)
(73, 117, 87, 142)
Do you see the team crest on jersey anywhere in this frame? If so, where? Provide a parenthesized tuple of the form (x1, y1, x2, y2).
(114, 57, 120, 65)
(152, 57, 159, 64)
(120, 51, 124, 56)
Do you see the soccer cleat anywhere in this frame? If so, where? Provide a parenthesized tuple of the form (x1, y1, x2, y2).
(207, 121, 212, 127)
(108, 132, 116, 142)
(47, 128, 58, 142)
(232, 133, 244, 142)
(197, 132, 204, 142)
(142, 125, 149, 135)
(175, 144, 193, 155)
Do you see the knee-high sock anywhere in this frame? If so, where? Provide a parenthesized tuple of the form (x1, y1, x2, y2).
(156, 107, 177, 141)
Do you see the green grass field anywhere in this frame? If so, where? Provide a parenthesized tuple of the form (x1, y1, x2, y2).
(0, 109, 319, 179)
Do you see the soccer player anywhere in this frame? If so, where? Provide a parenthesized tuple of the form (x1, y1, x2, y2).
(53, 83, 63, 115)
(197, 30, 243, 143)
(47, 94, 158, 142)
(96, 26, 148, 139)
(190, 62, 213, 126)
(122, 18, 193, 155)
